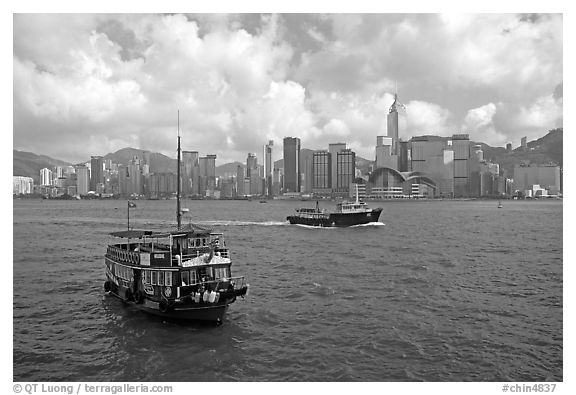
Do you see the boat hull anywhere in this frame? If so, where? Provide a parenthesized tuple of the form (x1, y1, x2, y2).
(105, 272, 247, 323)
(287, 208, 382, 227)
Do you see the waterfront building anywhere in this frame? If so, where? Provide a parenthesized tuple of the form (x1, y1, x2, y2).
(513, 163, 561, 195)
(265, 140, 273, 196)
(300, 149, 313, 194)
(182, 151, 200, 196)
(199, 155, 217, 196)
(398, 140, 411, 172)
(13, 176, 34, 195)
(283, 137, 301, 193)
(40, 168, 52, 186)
(506, 143, 512, 152)
(90, 156, 103, 192)
(452, 134, 472, 197)
(273, 168, 282, 196)
(246, 153, 258, 178)
(521, 136, 527, 150)
(375, 136, 399, 170)
(328, 143, 346, 190)
(312, 150, 331, 194)
(335, 149, 355, 194)
(236, 165, 245, 197)
(75, 165, 90, 195)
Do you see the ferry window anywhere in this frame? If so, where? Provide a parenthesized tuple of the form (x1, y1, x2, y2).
(165, 272, 172, 287)
(158, 271, 164, 286)
(190, 270, 198, 284)
(214, 268, 229, 279)
(144, 271, 150, 285)
(181, 271, 190, 286)
(151, 271, 157, 285)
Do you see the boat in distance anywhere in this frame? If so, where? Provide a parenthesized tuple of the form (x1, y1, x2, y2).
(287, 199, 383, 227)
(103, 113, 248, 324)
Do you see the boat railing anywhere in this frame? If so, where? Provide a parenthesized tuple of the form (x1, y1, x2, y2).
(177, 249, 230, 262)
(106, 245, 141, 265)
(180, 276, 246, 292)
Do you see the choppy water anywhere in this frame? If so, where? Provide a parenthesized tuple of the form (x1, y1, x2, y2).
(13, 199, 562, 381)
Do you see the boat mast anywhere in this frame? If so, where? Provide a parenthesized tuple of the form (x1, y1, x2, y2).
(177, 110, 182, 231)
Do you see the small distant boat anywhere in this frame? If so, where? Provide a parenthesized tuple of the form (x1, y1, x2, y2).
(287, 186, 382, 227)
(259, 200, 268, 203)
(498, 201, 503, 208)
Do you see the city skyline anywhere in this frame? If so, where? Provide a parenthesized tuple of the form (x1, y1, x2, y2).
(13, 13, 562, 165)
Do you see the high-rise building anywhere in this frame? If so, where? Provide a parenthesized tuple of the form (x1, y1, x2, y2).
(40, 168, 53, 186)
(236, 165, 245, 197)
(328, 143, 346, 189)
(246, 153, 258, 178)
(513, 164, 561, 194)
(90, 156, 103, 192)
(375, 136, 398, 170)
(521, 136, 527, 150)
(283, 137, 301, 193)
(312, 150, 331, 193)
(300, 149, 313, 194)
(75, 165, 90, 195)
(273, 168, 282, 196)
(387, 92, 401, 155)
(506, 143, 512, 152)
(336, 149, 356, 193)
(452, 134, 472, 197)
(265, 140, 273, 196)
(182, 151, 200, 196)
(199, 155, 217, 196)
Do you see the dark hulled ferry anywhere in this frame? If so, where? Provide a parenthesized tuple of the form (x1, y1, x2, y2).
(287, 195, 383, 227)
(103, 114, 248, 323)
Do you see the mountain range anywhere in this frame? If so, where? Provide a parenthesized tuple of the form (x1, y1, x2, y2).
(13, 128, 563, 183)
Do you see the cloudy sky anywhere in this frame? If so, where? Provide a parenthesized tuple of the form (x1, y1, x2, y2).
(13, 13, 563, 164)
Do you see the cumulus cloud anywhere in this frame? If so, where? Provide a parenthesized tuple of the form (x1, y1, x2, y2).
(13, 13, 562, 164)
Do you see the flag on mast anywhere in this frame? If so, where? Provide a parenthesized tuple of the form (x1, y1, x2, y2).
(128, 201, 137, 208)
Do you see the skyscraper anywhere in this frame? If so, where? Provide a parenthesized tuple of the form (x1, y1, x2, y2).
(90, 156, 103, 192)
(336, 149, 356, 193)
(182, 151, 199, 196)
(265, 140, 273, 196)
(387, 93, 400, 155)
(328, 143, 346, 190)
(246, 153, 257, 177)
(452, 134, 472, 197)
(236, 165, 245, 197)
(283, 137, 301, 193)
(199, 155, 217, 196)
(75, 165, 89, 195)
(312, 150, 331, 193)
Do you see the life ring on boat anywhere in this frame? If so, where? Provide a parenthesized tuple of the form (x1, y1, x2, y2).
(134, 290, 144, 304)
(104, 281, 111, 293)
(163, 287, 172, 298)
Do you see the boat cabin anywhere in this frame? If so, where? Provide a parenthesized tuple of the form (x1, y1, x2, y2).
(105, 224, 241, 302)
(335, 201, 369, 213)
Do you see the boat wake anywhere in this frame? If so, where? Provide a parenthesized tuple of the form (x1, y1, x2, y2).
(197, 220, 289, 227)
(350, 222, 386, 227)
(294, 224, 336, 230)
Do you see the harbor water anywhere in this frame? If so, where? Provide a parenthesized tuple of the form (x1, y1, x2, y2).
(12, 199, 563, 381)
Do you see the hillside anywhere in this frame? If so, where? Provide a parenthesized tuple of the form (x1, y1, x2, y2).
(480, 128, 562, 176)
(103, 148, 176, 173)
(13, 150, 72, 183)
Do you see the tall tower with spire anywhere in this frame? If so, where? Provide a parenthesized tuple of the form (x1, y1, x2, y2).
(387, 89, 401, 156)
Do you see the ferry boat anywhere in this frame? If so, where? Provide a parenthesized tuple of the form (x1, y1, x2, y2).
(287, 190, 382, 227)
(103, 114, 248, 324)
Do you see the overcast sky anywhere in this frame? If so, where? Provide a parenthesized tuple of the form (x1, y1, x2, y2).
(13, 13, 563, 164)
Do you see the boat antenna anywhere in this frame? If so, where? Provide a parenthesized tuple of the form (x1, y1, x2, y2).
(177, 110, 182, 231)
